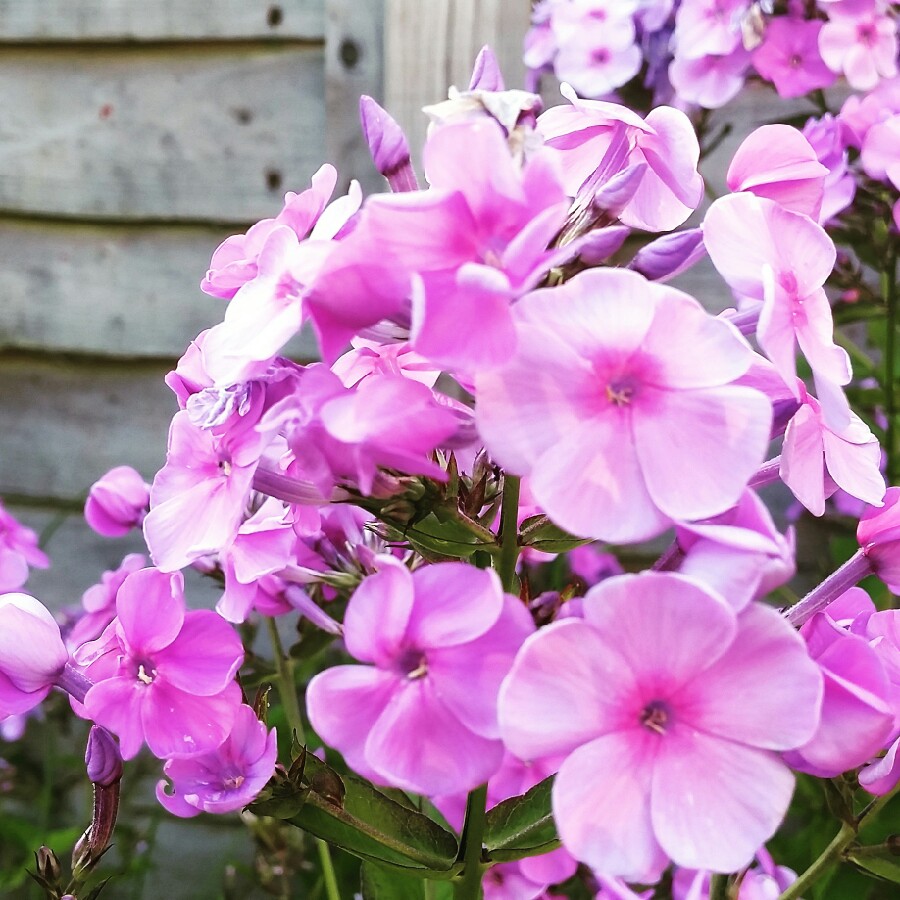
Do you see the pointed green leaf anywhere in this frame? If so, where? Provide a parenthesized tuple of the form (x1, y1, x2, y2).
(360, 861, 454, 899)
(518, 516, 593, 553)
(283, 754, 459, 872)
(847, 843, 900, 884)
(483, 775, 560, 862)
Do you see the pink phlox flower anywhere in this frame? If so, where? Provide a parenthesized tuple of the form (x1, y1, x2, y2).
(550, 2, 642, 98)
(498, 571, 823, 877)
(84, 466, 151, 538)
(819, 5, 898, 91)
(703, 192, 851, 405)
(0, 593, 68, 718)
(839, 73, 900, 147)
(156, 704, 277, 817)
(200, 164, 350, 299)
(780, 381, 884, 517)
(858, 486, 900, 591)
(752, 17, 836, 98)
(673, 0, 751, 60)
(525, 1, 561, 80)
(69, 552, 147, 648)
(78, 568, 243, 760)
(216, 498, 296, 624)
(308, 118, 569, 371)
(567, 544, 625, 588)
(331, 338, 440, 389)
(671, 848, 798, 899)
(476, 268, 771, 544)
(143, 410, 264, 573)
(306, 556, 534, 796)
(674, 489, 795, 611)
(782, 607, 894, 778)
(858, 607, 900, 794)
(0, 502, 50, 592)
(263, 365, 462, 497)
(668, 46, 752, 108)
(726, 124, 828, 219)
(860, 111, 900, 191)
(538, 84, 703, 231)
(802, 114, 856, 223)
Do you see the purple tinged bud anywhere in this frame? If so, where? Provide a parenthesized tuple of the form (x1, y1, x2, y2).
(358, 96, 418, 192)
(592, 163, 647, 218)
(629, 228, 706, 282)
(85, 726, 123, 787)
(468, 45, 505, 91)
(574, 225, 631, 265)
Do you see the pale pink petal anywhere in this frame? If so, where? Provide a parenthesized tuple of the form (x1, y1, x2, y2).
(553, 731, 666, 880)
(582, 573, 737, 688)
(84, 677, 148, 760)
(652, 729, 795, 872)
(780, 405, 827, 516)
(673, 602, 822, 750)
(634, 386, 771, 521)
(498, 619, 640, 761)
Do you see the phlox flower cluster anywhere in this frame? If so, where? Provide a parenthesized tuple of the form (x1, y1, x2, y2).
(526, 0, 898, 109)
(1, 38, 900, 898)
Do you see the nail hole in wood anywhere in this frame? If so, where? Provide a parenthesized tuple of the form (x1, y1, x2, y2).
(267, 5, 283, 27)
(265, 168, 283, 191)
(340, 38, 361, 70)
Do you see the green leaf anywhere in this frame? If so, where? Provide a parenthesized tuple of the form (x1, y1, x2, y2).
(483, 775, 560, 862)
(846, 842, 900, 884)
(518, 516, 593, 553)
(283, 754, 459, 872)
(360, 861, 454, 898)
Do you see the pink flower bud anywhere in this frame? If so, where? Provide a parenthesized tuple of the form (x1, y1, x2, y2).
(629, 228, 705, 282)
(468, 45, 505, 91)
(0, 593, 68, 717)
(84, 466, 150, 537)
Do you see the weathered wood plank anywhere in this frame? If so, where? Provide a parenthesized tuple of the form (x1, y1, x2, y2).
(325, 0, 384, 193)
(0, 47, 326, 222)
(0, 359, 175, 503)
(0, 220, 320, 358)
(0, 1, 325, 42)
(384, 0, 531, 157)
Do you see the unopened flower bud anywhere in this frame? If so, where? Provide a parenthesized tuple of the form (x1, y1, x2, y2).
(592, 162, 647, 219)
(84, 466, 150, 537)
(85, 726, 123, 787)
(629, 228, 706, 282)
(35, 845, 62, 884)
(359, 96, 417, 192)
(468, 45, 504, 91)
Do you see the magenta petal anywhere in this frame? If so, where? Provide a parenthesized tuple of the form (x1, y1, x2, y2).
(115, 568, 185, 655)
(498, 619, 639, 761)
(553, 731, 666, 880)
(365, 679, 504, 796)
(652, 727, 795, 872)
(674, 602, 822, 750)
(156, 779, 202, 818)
(428, 594, 533, 739)
(143, 681, 240, 759)
(342, 559, 414, 665)
(859, 736, 900, 796)
(306, 665, 398, 781)
(634, 385, 771, 522)
(407, 564, 503, 649)
(155, 611, 243, 695)
(0, 671, 50, 717)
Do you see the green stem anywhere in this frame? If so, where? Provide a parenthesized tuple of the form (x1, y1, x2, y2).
(709, 873, 729, 900)
(454, 783, 489, 900)
(497, 475, 521, 593)
(266, 618, 340, 895)
(777, 786, 899, 900)
(317, 836, 342, 900)
(265, 616, 306, 744)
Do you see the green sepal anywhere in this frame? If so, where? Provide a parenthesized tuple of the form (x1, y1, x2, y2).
(846, 841, 900, 884)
